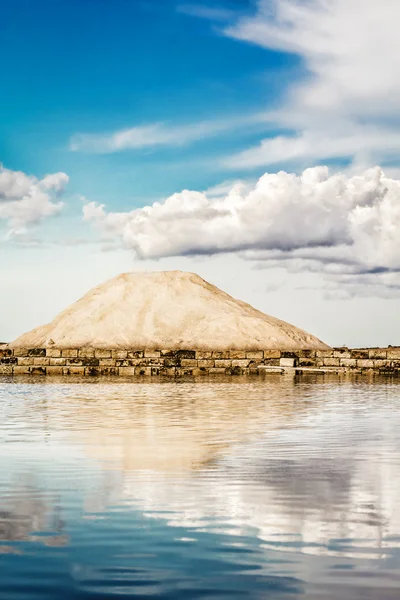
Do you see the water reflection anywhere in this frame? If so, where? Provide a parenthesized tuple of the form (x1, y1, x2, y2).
(0, 478, 67, 551)
(1, 376, 400, 598)
(2, 376, 400, 560)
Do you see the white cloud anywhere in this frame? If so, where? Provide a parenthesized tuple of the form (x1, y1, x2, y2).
(219, 0, 400, 169)
(0, 164, 68, 235)
(83, 166, 400, 287)
(69, 113, 272, 154)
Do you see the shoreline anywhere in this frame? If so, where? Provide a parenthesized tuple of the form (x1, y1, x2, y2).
(1, 346, 400, 378)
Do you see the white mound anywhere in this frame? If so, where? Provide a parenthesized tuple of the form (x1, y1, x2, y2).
(11, 271, 329, 350)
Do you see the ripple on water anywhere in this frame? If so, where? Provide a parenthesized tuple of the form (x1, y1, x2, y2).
(0, 375, 400, 599)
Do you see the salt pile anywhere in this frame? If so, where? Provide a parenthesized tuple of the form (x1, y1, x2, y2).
(11, 271, 329, 350)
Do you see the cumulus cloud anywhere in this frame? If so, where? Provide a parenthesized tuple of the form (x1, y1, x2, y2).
(0, 164, 68, 235)
(83, 166, 400, 281)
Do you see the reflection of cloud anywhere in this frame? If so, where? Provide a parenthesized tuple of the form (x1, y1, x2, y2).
(0, 478, 68, 551)
(52, 379, 400, 560)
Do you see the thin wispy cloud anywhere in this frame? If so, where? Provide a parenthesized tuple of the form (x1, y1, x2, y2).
(216, 0, 400, 170)
(70, 112, 272, 154)
(177, 4, 236, 21)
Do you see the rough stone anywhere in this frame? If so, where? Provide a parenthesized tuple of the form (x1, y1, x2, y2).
(357, 359, 375, 369)
(246, 351, 263, 360)
(180, 359, 198, 367)
(118, 367, 136, 377)
(33, 357, 50, 366)
(323, 358, 340, 367)
(61, 349, 78, 358)
(94, 349, 112, 358)
(47, 366, 63, 376)
(14, 366, 30, 375)
(47, 348, 62, 358)
(215, 359, 232, 367)
(232, 359, 250, 368)
(280, 357, 297, 367)
(78, 348, 96, 358)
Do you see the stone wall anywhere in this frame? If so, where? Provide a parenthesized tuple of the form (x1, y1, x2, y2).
(1, 346, 400, 377)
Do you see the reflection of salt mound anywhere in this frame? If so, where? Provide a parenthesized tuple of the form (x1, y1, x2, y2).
(11, 271, 329, 350)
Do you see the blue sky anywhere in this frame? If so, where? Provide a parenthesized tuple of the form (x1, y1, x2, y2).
(0, 0, 299, 205)
(2, 0, 400, 346)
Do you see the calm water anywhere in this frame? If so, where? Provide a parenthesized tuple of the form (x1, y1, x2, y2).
(1, 374, 400, 599)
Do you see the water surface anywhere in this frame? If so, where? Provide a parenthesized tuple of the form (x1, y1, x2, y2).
(1, 374, 400, 599)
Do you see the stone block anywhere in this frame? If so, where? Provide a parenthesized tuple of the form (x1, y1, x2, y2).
(27, 348, 46, 357)
(118, 367, 136, 377)
(373, 359, 390, 369)
(212, 351, 230, 359)
(164, 357, 181, 367)
(127, 350, 144, 358)
(46, 366, 63, 376)
(367, 348, 386, 359)
(280, 357, 297, 367)
(0, 356, 17, 365)
(263, 350, 281, 359)
(144, 350, 161, 358)
(111, 350, 128, 359)
(357, 359, 374, 369)
(99, 358, 115, 367)
(159, 367, 176, 377)
(85, 367, 100, 377)
(81, 357, 100, 367)
(78, 348, 95, 358)
(180, 359, 198, 367)
(298, 358, 317, 367)
(197, 359, 214, 368)
(340, 358, 357, 368)
(13, 348, 30, 357)
(176, 350, 196, 359)
(94, 349, 111, 359)
(232, 359, 250, 368)
(350, 349, 369, 359)
(17, 357, 32, 366)
(100, 367, 118, 376)
(195, 351, 212, 359)
(263, 358, 280, 366)
(135, 366, 152, 376)
(387, 348, 400, 359)
(61, 349, 78, 358)
(13, 366, 30, 375)
(333, 349, 351, 358)
(323, 358, 340, 367)
(175, 368, 196, 377)
(116, 359, 140, 367)
(191, 368, 208, 376)
(31, 367, 46, 376)
(50, 358, 67, 366)
(316, 350, 334, 358)
(215, 359, 232, 367)
(46, 348, 62, 358)
(246, 351, 263, 359)
(209, 368, 227, 374)
(298, 349, 316, 359)
(66, 358, 83, 366)
(0, 365, 13, 375)
(33, 357, 50, 366)
(68, 367, 85, 376)
(229, 350, 246, 359)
